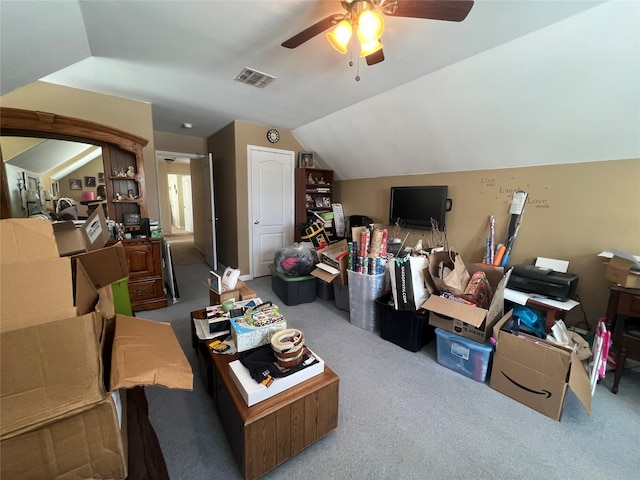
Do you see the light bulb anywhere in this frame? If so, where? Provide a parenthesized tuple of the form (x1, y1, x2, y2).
(357, 10, 384, 44)
(327, 20, 353, 54)
(360, 40, 383, 58)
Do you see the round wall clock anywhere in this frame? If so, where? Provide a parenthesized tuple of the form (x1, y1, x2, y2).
(266, 128, 280, 143)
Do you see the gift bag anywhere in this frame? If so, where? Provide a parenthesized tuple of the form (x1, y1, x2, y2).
(425, 250, 470, 296)
(389, 254, 430, 311)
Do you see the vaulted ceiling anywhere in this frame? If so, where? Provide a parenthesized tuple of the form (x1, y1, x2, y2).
(1, 1, 638, 180)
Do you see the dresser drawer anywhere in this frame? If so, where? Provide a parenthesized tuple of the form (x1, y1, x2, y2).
(618, 291, 640, 317)
(128, 278, 163, 302)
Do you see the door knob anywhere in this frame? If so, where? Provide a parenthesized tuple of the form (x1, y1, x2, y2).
(254, 220, 259, 224)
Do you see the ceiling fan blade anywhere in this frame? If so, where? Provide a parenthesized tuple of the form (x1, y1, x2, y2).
(366, 49, 385, 66)
(281, 14, 343, 49)
(383, 0, 474, 22)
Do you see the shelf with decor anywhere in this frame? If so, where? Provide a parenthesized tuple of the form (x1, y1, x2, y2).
(294, 167, 335, 242)
(103, 147, 147, 225)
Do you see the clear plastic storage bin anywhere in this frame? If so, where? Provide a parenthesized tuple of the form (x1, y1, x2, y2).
(435, 328, 493, 382)
(347, 270, 386, 332)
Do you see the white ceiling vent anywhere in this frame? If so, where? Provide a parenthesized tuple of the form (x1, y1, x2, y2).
(234, 67, 276, 88)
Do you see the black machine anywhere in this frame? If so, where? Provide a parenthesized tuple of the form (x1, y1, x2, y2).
(507, 265, 579, 301)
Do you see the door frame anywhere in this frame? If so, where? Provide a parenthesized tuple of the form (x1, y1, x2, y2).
(247, 145, 295, 279)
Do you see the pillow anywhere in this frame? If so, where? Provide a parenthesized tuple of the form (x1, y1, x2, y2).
(57, 206, 78, 220)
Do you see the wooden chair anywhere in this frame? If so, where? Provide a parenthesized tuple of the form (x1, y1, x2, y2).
(611, 316, 640, 393)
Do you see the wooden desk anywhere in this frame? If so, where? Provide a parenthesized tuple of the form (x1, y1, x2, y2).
(604, 284, 640, 332)
(604, 285, 640, 393)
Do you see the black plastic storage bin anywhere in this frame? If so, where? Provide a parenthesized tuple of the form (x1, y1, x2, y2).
(376, 293, 435, 352)
(333, 282, 349, 312)
(269, 264, 317, 306)
(316, 279, 335, 300)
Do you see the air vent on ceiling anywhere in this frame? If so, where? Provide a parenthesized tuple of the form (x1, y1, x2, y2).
(234, 67, 276, 88)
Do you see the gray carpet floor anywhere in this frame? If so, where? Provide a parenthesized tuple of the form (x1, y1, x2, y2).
(141, 262, 640, 480)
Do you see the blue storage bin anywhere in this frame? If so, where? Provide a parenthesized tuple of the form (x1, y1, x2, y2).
(434, 328, 493, 382)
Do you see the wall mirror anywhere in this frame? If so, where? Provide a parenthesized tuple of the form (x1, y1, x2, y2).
(2, 136, 103, 218)
(0, 107, 148, 223)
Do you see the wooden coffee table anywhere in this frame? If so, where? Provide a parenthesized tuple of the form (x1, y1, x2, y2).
(191, 309, 340, 480)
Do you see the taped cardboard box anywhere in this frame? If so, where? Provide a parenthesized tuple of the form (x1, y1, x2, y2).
(310, 239, 349, 285)
(489, 311, 592, 421)
(423, 262, 506, 343)
(1, 393, 127, 480)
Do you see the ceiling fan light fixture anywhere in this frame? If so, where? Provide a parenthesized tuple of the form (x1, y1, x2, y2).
(356, 10, 384, 44)
(327, 19, 353, 54)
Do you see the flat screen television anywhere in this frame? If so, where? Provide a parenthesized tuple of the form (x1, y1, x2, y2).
(389, 185, 449, 230)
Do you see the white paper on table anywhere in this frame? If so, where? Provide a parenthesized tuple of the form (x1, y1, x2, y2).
(504, 288, 579, 311)
(534, 257, 569, 273)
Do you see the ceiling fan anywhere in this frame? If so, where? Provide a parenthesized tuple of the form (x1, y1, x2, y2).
(282, 0, 474, 66)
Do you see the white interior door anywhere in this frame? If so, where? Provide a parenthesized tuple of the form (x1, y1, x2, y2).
(182, 175, 194, 233)
(205, 153, 218, 270)
(248, 146, 294, 278)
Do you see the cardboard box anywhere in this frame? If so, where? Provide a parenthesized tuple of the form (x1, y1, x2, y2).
(229, 349, 325, 406)
(230, 315, 287, 352)
(603, 250, 640, 289)
(0, 218, 193, 440)
(489, 311, 592, 421)
(1, 312, 193, 440)
(310, 239, 349, 285)
(207, 278, 256, 304)
(423, 262, 506, 343)
(52, 207, 110, 256)
(1, 394, 127, 480)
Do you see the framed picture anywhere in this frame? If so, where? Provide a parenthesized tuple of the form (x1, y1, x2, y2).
(69, 179, 82, 190)
(315, 196, 324, 208)
(322, 197, 331, 208)
(85, 176, 96, 187)
(298, 152, 315, 168)
(27, 175, 38, 191)
(98, 172, 105, 183)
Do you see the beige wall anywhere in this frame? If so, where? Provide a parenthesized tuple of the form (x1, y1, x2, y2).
(0, 81, 158, 219)
(208, 121, 305, 273)
(335, 158, 640, 327)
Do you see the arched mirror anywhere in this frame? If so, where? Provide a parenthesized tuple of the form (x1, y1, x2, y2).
(1, 107, 148, 223)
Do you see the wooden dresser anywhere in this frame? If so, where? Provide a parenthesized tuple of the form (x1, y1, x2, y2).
(113, 238, 167, 311)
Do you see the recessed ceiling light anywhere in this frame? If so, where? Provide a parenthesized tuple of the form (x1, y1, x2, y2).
(182, 123, 193, 129)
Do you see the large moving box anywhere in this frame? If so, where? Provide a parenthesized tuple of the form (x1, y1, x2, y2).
(1, 394, 127, 480)
(0, 218, 193, 478)
(489, 311, 592, 421)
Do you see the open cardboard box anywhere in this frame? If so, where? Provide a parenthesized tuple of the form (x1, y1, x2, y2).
(52, 206, 110, 256)
(310, 238, 349, 285)
(423, 262, 506, 343)
(599, 249, 640, 289)
(489, 310, 592, 421)
(207, 278, 256, 305)
(0, 218, 193, 442)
